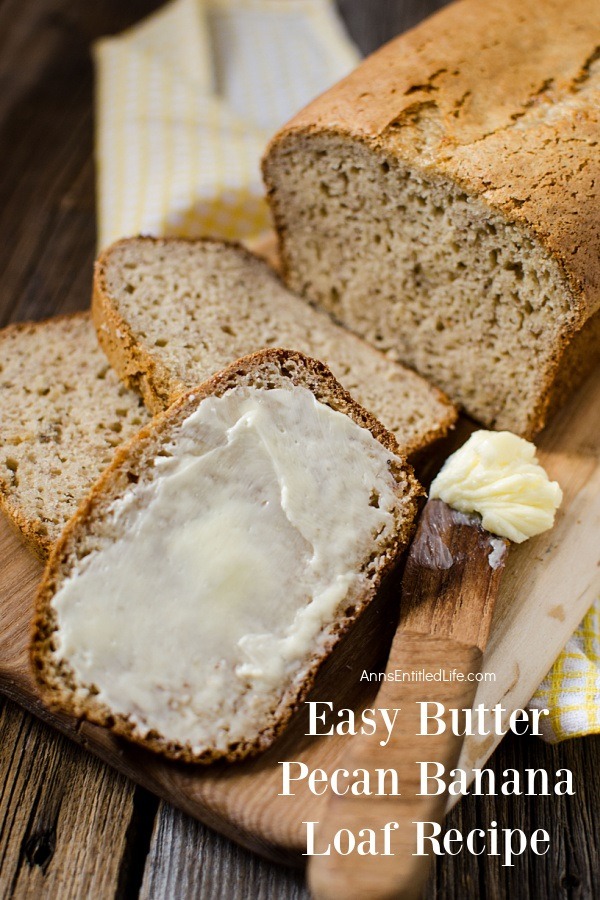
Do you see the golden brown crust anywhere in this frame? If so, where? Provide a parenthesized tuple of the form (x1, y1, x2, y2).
(517, 315, 600, 437)
(543, 309, 600, 421)
(93, 244, 178, 414)
(0, 489, 51, 557)
(31, 348, 422, 764)
(264, 0, 600, 324)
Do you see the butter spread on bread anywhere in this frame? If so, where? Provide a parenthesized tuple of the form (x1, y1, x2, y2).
(32, 350, 421, 763)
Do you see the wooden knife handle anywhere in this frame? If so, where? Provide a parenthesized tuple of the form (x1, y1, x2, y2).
(308, 631, 482, 900)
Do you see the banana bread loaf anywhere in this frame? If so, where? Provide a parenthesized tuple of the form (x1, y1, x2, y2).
(263, 0, 600, 436)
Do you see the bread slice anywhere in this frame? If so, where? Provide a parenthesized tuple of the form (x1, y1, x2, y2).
(262, 0, 600, 437)
(0, 313, 150, 555)
(32, 349, 422, 763)
(92, 236, 456, 458)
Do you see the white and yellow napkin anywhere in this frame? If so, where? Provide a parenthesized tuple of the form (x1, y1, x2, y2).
(93, 0, 599, 742)
(531, 604, 600, 741)
(94, 0, 358, 250)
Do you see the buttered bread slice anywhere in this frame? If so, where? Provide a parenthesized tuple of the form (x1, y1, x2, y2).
(93, 236, 456, 458)
(32, 350, 421, 763)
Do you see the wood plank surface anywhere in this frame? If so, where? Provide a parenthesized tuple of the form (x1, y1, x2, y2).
(0, 699, 137, 898)
(139, 803, 309, 900)
(0, 1, 598, 899)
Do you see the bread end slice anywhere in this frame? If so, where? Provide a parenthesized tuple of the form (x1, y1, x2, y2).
(0, 313, 150, 556)
(32, 349, 422, 764)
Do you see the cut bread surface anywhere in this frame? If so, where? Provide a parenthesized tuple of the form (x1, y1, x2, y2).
(262, 0, 600, 437)
(0, 313, 150, 554)
(32, 350, 421, 763)
(93, 236, 456, 457)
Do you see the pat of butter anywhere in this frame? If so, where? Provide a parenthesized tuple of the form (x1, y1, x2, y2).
(51, 386, 403, 752)
(429, 430, 562, 543)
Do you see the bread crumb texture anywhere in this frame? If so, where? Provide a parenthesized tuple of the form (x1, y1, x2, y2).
(0, 313, 149, 553)
(94, 237, 456, 456)
(263, 0, 600, 436)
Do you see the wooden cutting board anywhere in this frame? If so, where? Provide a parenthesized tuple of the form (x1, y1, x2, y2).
(1, 365, 599, 867)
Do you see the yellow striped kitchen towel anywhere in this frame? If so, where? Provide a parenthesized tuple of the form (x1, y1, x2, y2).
(530, 603, 600, 742)
(94, 0, 599, 742)
(94, 0, 358, 250)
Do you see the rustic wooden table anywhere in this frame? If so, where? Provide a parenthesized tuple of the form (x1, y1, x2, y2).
(0, 1, 598, 897)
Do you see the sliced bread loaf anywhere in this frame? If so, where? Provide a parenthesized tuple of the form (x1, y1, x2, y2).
(262, 0, 600, 437)
(32, 349, 422, 763)
(92, 237, 456, 458)
(0, 313, 150, 554)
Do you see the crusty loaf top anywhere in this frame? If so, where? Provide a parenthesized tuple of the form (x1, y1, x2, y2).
(265, 0, 600, 322)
